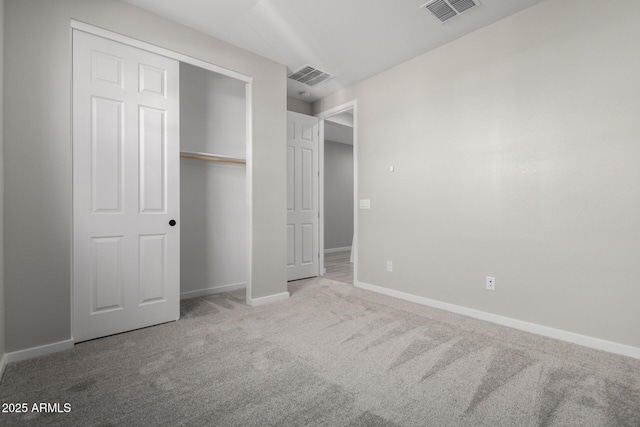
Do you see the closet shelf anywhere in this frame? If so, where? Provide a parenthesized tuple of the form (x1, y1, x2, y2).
(180, 150, 246, 165)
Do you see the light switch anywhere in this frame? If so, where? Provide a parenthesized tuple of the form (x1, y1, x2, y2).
(389, 166, 394, 172)
(359, 199, 371, 209)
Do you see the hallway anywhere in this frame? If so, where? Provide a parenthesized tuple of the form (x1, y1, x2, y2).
(323, 249, 353, 285)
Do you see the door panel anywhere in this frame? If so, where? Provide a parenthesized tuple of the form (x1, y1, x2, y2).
(287, 112, 319, 281)
(300, 121, 314, 142)
(287, 146, 295, 211)
(91, 50, 123, 87)
(138, 234, 166, 305)
(91, 97, 124, 213)
(73, 30, 180, 342)
(91, 236, 124, 313)
(139, 106, 166, 213)
(287, 225, 295, 267)
(301, 223, 314, 264)
(301, 148, 314, 211)
(139, 63, 166, 97)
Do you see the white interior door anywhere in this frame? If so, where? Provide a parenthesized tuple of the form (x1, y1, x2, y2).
(73, 30, 180, 342)
(287, 112, 319, 281)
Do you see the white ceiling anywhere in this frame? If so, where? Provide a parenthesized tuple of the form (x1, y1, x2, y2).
(326, 112, 353, 128)
(326, 112, 354, 145)
(325, 122, 353, 146)
(122, 0, 547, 103)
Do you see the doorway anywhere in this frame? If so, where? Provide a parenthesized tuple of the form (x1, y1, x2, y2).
(319, 102, 358, 285)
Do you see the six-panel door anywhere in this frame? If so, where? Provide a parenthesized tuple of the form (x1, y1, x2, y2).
(287, 112, 319, 281)
(73, 31, 180, 342)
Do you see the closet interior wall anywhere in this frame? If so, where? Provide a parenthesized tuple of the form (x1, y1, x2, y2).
(180, 62, 247, 299)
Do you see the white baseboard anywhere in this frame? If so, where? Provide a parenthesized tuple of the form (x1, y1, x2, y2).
(0, 353, 7, 382)
(355, 281, 640, 360)
(5, 339, 75, 364)
(180, 282, 246, 300)
(324, 246, 352, 254)
(248, 291, 290, 307)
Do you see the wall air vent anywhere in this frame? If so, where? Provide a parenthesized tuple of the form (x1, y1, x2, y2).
(288, 65, 334, 87)
(421, 0, 480, 23)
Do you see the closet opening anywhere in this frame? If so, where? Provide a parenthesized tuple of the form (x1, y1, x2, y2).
(179, 62, 249, 303)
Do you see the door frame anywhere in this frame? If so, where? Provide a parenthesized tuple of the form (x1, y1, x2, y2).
(70, 21, 255, 340)
(316, 100, 358, 283)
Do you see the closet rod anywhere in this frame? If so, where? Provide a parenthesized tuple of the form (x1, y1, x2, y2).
(180, 150, 246, 165)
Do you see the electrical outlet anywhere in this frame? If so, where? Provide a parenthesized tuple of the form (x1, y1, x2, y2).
(486, 276, 495, 291)
(387, 261, 393, 272)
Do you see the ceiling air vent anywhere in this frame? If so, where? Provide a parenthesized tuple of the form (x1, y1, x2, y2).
(421, 0, 480, 23)
(288, 65, 334, 87)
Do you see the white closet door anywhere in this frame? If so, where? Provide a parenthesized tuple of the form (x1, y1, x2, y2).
(287, 112, 319, 281)
(73, 31, 180, 342)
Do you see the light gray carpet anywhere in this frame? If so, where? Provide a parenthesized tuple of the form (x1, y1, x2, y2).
(1, 278, 639, 426)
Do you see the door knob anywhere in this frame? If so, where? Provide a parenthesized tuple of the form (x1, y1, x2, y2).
(169, 219, 176, 226)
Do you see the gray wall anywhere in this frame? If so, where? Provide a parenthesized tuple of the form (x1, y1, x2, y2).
(0, 0, 5, 361)
(324, 141, 353, 250)
(287, 97, 313, 115)
(314, 0, 640, 348)
(4, 0, 286, 353)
